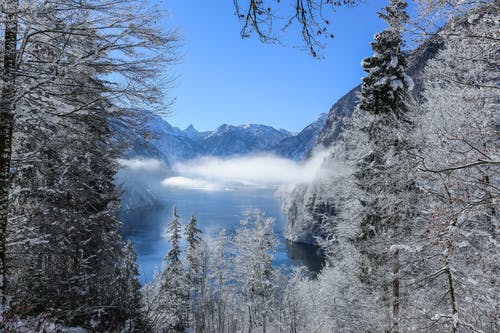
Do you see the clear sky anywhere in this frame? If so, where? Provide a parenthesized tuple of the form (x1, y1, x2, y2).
(161, 1, 398, 132)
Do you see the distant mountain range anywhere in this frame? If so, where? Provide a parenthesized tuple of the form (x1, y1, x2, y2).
(113, 111, 328, 164)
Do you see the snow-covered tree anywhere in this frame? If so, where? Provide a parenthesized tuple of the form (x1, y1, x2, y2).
(185, 215, 203, 286)
(415, 0, 492, 36)
(146, 206, 188, 333)
(408, 4, 499, 332)
(167, 207, 184, 276)
(206, 230, 235, 333)
(0, 0, 19, 305)
(116, 240, 147, 332)
(232, 209, 278, 333)
(184, 215, 205, 331)
(349, 1, 418, 331)
(0, 0, 176, 313)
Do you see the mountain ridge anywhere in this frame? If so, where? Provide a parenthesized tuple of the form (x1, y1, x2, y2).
(116, 110, 328, 163)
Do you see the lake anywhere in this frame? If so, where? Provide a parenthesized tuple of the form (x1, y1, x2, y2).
(119, 188, 324, 283)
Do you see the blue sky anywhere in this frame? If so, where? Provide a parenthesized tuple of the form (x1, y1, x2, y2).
(162, 1, 400, 132)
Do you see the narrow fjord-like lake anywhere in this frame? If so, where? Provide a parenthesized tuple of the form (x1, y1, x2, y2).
(119, 188, 324, 283)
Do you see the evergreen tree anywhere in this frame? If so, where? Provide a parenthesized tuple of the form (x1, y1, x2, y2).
(8, 102, 128, 329)
(353, 1, 416, 331)
(184, 215, 205, 331)
(358, 0, 412, 120)
(147, 206, 188, 332)
(164, 206, 187, 332)
(166, 207, 183, 274)
(117, 240, 147, 332)
(0, 0, 175, 316)
(185, 215, 203, 282)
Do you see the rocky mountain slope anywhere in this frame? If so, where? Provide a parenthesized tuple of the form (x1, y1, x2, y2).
(273, 113, 328, 160)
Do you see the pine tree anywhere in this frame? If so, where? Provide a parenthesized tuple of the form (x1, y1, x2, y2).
(167, 207, 183, 275)
(0, 0, 176, 316)
(356, 0, 414, 243)
(167, 207, 189, 332)
(358, 0, 412, 123)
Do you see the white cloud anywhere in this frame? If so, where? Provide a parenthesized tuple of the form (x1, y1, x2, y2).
(117, 158, 163, 171)
(161, 149, 332, 191)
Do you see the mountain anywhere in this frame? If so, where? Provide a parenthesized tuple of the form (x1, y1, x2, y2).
(113, 109, 329, 210)
(116, 111, 326, 164)
(109, 113, 169, 162)
(201, 123, 290, 156)
(316, 88, 359, 148)
(182, 124, 203, 139)
(273, 113, 328, 160)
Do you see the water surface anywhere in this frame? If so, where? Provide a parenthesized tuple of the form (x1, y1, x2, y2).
(119, 188, 324, 283)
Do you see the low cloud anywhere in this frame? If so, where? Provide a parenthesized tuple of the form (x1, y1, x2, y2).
(162, 149, 332, 191)
(117, 158, 163, 171)
(161, 176, 228, 192)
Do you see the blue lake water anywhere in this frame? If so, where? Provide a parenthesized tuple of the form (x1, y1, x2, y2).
(119, 188, 324, 283)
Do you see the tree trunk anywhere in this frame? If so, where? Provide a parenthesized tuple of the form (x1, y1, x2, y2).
(445, 240, 458, 333)
(0, 0, 19, 304)
(483, 174, 496, 235)
(392, 248, 400, 333)
(446, 266, 458, 333)
(248, 305, 253, 333)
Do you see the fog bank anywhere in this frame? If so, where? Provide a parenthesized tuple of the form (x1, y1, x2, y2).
(162, 149, 331, 191)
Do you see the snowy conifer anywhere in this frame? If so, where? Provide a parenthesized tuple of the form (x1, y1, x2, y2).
(352, 1, 418, 331)
(184, 215, 202, 285)
(184, 215, 205, 330)
(0, 0, 176, 328)
(147, 206, 188, 332)
(117, 240, 147, 332)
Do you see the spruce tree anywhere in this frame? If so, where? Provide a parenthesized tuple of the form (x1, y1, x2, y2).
(354, 1, 416, 331)
(117, 240, 147, 332)
(185, 215, 202, 279)
(158, 206, 188, 332)
(184, 215, 204, 329)
(1, 0, 176, 326)
(166, 207, 183, 274)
